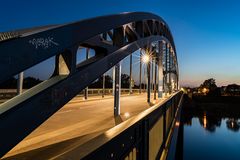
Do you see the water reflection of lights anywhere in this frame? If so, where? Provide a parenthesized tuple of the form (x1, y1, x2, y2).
(203, 112, 207, 128)
(231, 121, 234, 128)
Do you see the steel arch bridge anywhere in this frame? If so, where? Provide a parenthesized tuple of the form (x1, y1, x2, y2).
(0, 12, 180, 159)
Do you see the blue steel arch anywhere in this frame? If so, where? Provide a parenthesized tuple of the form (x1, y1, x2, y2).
(0, 12, 179, 157)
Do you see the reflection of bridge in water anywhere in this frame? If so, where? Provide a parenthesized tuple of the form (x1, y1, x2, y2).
(0, 12, 183, 160)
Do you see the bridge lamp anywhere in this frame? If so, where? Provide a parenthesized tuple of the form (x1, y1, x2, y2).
(124, 112, 130, 118)
(142, 54, 150, 64)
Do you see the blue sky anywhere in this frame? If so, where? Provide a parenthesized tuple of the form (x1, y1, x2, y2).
(1, 0, 240, 87)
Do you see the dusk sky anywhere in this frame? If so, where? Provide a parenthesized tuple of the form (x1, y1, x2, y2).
(1, 0, 240, 87)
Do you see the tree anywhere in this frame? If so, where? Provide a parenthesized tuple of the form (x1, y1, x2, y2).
(23, 77, 42, 88)
(0, 77, 17, 89)
(89, 75, 112, 88)
(199, 78, 220, 96)
(200, 78, 217, 91)
(121, 74, 130, 88)
(0, 77, 42, 89)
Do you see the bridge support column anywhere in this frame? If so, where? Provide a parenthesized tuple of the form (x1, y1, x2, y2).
(139, 49, 142, 94)
(112, 67, 115, 95)
(163, 43, 168, 96)
(177, 75, 179, 90)
(147, 57, 151, 103)
(84, 48, 89, 100)
(84, 87, 88, 100)
(53, 47, 77, 76)
(158, 41, 164, 98)
(112, 26, 124, 116)
(165, 43, 170, 95)
(154, 56, 157, 100)
(102, 73, 105, 98)
(129, 54, 133, 94)
(114, 62, 121, 116)
(168, 45, 172, 94)
(151, 57, 154, 91)
(17, 72, 24, 95)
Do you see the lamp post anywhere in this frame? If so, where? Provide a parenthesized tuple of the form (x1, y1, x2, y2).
(142, 51, 151, 103)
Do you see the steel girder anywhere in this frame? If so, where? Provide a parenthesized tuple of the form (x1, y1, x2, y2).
(0, 12, 179, 157)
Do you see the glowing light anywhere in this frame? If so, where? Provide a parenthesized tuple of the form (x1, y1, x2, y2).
(202, 88, 209, 94)
(142, 54, 150, 64)
(175, 121, 180, 127)
(124, 112, 130, 118)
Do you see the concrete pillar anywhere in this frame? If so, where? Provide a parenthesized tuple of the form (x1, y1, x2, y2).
(17, 72, 24, 95)
(114, 62, 121, 116)
(129, 54, 133, 94)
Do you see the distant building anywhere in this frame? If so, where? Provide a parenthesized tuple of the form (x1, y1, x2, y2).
(224, 84, 240, 96)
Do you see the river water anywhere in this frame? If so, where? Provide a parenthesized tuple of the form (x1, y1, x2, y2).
(182, 102, 240, 160)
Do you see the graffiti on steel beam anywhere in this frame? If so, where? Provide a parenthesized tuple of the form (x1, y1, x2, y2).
(29, 37, 59, 49)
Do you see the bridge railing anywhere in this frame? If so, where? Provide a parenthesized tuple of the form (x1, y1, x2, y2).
(0, 88, 144, 100)
(56, 91, 183, 160)
(78, 88, 143, 96)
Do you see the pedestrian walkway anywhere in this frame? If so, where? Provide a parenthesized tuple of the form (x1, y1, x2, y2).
(3, 93, 167, 159)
